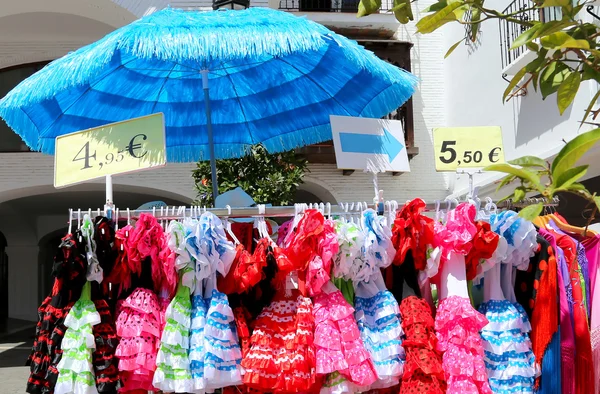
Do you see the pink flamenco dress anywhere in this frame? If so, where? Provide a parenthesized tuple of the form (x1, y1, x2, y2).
(309, 218, 377, 393)
(115, 287, 162, 393)
(433, 203, 492, 394)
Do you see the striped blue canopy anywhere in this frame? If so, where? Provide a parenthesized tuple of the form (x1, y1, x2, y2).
(0, 7, 417, 162)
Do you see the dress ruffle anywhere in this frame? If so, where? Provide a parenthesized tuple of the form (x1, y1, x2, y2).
(479, 299, 537, 394)
(489, 211, 537, 270)
(435, 296, 491, 394)
(203, 289, 243, 389)
(399, 296, 445, 394)
(189, 293, 208, 393)
(355, 289, 404, 389)
(91, 300, 121, 393)
(465, 221, 500, 282)
(218, 244, 265, 295)
(55, 297, 101, 394)
(153, 285, 193, 393)
(115, 288, 161, 392)
(242, 292, 317, 392)
(334, 221, 366, 282)
(314, 285, 377, 387)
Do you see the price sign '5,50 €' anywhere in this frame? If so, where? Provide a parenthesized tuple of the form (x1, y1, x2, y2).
(54, 113, 166, 188)
(432, 126, 505, 172)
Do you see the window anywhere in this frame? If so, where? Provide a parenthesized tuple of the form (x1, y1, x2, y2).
(0, 62, 50, 152)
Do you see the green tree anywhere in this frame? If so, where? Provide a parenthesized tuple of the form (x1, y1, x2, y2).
(484, 128, 600, 224)
(193, 145, 308, 207)
(359, 0, 600, 121)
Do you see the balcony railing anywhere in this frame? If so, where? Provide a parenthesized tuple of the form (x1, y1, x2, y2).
(279, 0, 393, 12)
(499, 0, 561, 69)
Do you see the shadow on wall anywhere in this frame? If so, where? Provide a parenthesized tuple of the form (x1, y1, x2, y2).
(514, 90, 572, 147)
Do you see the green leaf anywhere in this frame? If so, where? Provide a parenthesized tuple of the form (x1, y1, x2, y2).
(594, 196, 600, 212)
(445, 39, 463, 58)
(568, 182, 587, 191)
(416, 2, 463, 33)
(582, 64, 600, 82)
(582, 89, 600, 126)
(557, 71, 581, 115)
(552, 128, 600, 180)
(518, 202, 544, 220)
(526, 42, 539, 51)
(553, 165, 588, 190)
(514, 187, 527, 202)
(423, 0, 448, 12)
(510, 23, 542, 50)
(497, 175, 516, 191)
(540, 62, 570, 99)
(484, 163, 544, 192)
(358, 0, 382, 17)
(508, 156, 547, 168)
(393, 0, 414, 24)
(540, 32, 590, 49)
(536, 21, 576, 39)
(503, 66, 528, 102)
(541, 0, 569, 7)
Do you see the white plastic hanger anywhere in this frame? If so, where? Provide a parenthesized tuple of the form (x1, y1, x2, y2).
(68, 209, 73, 235)
(115, 208, 120, 231)
(224, 205, 241, 245)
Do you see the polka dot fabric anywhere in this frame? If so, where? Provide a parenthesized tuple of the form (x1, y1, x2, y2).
(115, 288, 161, 392)
(241, 291, 318, 392)
(399, 296, 445, 394)
(435, 296, 491, 394)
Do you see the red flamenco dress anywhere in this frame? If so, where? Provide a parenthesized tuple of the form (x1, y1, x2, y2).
(389, 199, 446, 394)
(241, 211, 324, 392)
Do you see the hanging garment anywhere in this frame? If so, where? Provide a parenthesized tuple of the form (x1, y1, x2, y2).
(91, 298, 121, 393)
(434, 203, 491, 394)
(115, 288, 161, 392)
(540, 228, 575, 394)
(55, 283, 101, 394)
(354, 274, 403, 389)
(479, 265, 537, 394)
(399, 296, 445, 394)
(27, 233, 88, 394)
(153, 285, 193, 393)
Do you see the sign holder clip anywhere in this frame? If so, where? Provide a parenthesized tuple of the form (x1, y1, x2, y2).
(457, 168, 483, 199)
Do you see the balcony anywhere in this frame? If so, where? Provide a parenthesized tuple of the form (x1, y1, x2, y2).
(499, 0, 561, 72)
(278, 0, 392, 13)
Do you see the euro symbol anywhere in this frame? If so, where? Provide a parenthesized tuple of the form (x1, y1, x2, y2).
(489, 147, 501, 163)
(127, 134, 148, 159)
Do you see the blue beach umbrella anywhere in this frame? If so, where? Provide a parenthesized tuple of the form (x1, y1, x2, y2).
(0, 7, 417, 201)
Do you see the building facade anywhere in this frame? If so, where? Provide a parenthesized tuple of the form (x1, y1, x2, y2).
(0, 0, 597, 323)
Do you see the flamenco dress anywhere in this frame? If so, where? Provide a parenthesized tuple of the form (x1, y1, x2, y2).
(242, 210, 324, 392)
(479, 264, 537, 394)
(28, 233, 88, 394)
(55, 283, 101, 394)
(309, 218, 377, 392)
(433, 203, 492, 394)
(348, 210, 403, 390)
(153, 220, 198, 393)
(115, 287, 162, 392)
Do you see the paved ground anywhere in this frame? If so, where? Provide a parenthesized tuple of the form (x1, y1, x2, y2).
(0, 327, 35, 394)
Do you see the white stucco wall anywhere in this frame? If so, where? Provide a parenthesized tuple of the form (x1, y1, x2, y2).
(440, 0, 600, 197)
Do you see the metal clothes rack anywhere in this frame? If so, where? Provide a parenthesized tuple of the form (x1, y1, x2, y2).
(68, 197, 560, 221)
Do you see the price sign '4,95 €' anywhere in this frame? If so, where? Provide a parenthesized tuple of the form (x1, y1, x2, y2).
(54, 113, 166, 188)
(432, 126, 505, 172)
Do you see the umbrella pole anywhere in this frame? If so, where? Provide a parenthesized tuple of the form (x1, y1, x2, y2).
(202, 70, 219, 204)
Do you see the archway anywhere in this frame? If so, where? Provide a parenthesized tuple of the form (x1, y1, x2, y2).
(37, 229, 67, 305)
